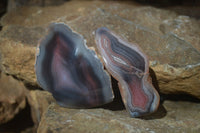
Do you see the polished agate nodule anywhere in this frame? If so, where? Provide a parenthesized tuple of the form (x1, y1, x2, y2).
(95, 27, 160, 117)
(35, 23, 114, 108)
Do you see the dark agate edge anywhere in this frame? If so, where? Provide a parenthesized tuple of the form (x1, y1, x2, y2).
(95, 27, 160, 117)
(35, 23, 114, 108)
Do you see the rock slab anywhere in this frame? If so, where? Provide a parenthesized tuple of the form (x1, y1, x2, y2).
(37, 101, 200, 133)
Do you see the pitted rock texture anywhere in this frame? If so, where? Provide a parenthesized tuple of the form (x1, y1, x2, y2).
(0, 1, 200, 98)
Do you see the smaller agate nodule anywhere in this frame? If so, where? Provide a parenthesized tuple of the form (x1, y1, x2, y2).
(95, 27, 160, 117)
(35, 23, 114, 108)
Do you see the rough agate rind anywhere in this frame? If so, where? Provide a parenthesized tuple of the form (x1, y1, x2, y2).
(95, 27, 160, 117)
(35, 23, 114, 108)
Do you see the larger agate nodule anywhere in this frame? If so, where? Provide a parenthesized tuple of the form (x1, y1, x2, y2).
(35, 23, 114, 108)
(95, 27, 160, 117)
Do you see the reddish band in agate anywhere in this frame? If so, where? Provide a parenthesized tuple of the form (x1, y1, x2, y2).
(95, 27, 160, 117)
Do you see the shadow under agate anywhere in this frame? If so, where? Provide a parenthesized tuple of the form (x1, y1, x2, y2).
(149, 68, 161, 96)
(140, 67, 167, 119)
(96, 76, 125, 111)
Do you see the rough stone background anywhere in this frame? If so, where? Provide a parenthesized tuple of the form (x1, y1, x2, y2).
(0, 0, 200, 98)
(0, 0, 200, 133)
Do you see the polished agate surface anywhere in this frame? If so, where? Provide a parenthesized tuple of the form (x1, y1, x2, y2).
(95, 27, 160, 117)
(35, 23, 113, 108)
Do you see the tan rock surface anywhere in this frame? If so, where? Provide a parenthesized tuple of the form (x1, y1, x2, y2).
(37, 101, 200, 133)
(0, 26, 45, 85)
(0, 72, 26, 124)
(0, 1, 200, 98)
(27, 90, 55, 128)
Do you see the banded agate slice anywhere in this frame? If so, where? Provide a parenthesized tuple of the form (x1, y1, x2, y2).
(35, 23, 113, 108)
(95, 27, 160, 117)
